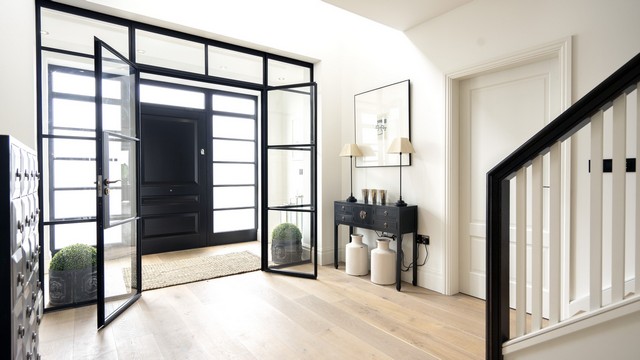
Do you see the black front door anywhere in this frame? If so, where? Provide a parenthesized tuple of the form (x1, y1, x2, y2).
(140, 103, 207, 254)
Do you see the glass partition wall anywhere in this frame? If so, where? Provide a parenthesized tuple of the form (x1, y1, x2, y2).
(37, 1, 315, 312)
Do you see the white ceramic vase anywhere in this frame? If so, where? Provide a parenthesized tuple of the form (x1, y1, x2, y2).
(371, 238, 396, 285)
(345, 233, 369, 276)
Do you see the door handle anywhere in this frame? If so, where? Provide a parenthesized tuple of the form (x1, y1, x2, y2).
(103, 179, 120, 186)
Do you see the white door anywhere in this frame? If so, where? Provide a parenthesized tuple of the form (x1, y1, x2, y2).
(459, 57, 561, 300)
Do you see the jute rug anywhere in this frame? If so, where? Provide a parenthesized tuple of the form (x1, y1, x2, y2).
(124, 251, 261, 291)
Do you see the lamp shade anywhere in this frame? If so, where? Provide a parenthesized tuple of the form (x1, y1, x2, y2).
(339, 143, 363, 157)
(387, 137, 415, 154)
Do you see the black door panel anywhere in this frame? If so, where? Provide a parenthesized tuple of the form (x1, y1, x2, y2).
(140, 104, 206, 255)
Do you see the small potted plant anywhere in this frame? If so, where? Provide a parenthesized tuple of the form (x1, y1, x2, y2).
(271, 222, 303, 264)
(48, 243, 97, 306)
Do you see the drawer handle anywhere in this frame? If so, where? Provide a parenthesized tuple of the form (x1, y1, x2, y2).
(16, 169, 22, 179)
(341, 216, 345, 221)
(18, 325, 25, 338)
(359, 210, 367, 219)
(341, 206, 345, 211)
(26, 306, 33, 317)
(17, 273, 25, 285)
(37, 315, 42, 325)
(18, 220, 24, 233)
(32, 331, 38, 343)
(384, 210, 388, 216)
(384, 222, 388, 229)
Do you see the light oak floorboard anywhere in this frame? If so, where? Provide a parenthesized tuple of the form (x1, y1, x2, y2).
(40, 243, 485, 359)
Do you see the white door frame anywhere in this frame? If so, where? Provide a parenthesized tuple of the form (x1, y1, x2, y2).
(443, 37, 572, 297)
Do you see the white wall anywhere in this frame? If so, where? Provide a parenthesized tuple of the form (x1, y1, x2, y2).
(9, 0, 640, 296)
(400, 0, 640, 295)
(0, 0, 37, 148)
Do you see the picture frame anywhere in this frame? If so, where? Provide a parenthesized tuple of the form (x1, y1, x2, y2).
(354, 80, 410, 167)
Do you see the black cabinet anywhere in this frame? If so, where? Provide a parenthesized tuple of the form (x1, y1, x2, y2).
(1, 136, 43, 360)
(334, 201, 418, 291)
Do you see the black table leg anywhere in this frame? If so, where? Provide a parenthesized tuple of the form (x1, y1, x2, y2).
(334, 223, 339, 269)
(412, 232, 418, 286)
(396, 233, 402, 291)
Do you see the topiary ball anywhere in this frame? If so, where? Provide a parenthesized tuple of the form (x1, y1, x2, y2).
(49, 243, 97, 271)
(271, 223, 302, 242)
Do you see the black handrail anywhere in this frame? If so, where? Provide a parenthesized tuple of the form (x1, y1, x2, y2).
(486, 51, 640, 360)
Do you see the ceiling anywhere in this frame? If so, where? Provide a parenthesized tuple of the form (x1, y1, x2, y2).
(321, 0, 473, 31)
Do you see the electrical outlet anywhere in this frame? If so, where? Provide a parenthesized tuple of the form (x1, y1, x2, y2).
(417, 234, 430, 245)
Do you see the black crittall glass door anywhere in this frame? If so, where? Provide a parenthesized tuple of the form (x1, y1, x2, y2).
(94, 38, 141, 329)
(263, 82, 317, 279)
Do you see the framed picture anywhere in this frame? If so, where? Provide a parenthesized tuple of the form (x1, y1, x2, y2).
(354, 80, 410, 167)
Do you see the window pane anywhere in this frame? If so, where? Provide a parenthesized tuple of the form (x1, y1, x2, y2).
(212, 116, 255, 140)
(267, 86, 312, 145)
(103, 104, 123, 133)
(268, 59, 311, 86)
(52, 70, 94, 96)
(208, 46, 263, 84)
(214, 209, 255, 233)
(100, 45, 136, 138)
(141, 84, 205, 109)
(212, 94, 255, 115)
(268, 149, 311, 207)
(136, 30, 205, 74)
(41, 8, 129, 56)
(53, 160, 95, 188)
(213, 186, 255, 209)
(213, 163, 254, 185)
(44, 222, 96, 251)
(51, 98, 95, 131)
(212, 140, 254, 162)
(52, 190, 96, 220)
(103, 79, 121, 100)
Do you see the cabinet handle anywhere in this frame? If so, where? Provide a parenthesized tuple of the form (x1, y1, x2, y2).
(37, 315, 42, 325)
(26, 306, 33, 317)
(18, 220, 24, 233)
(32, 331, 38, 342)
(18, 325, 25, 338)
(341, 206, 345, 211)
(384, 210, 388, 216)
(384, 222, 388, 228)
(17, 273, 25, 285)
(341, 216, 345, 221)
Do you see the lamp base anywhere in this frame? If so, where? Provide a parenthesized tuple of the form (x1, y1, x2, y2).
(346, 195, 357, 202)
(395, 199, 407, 207)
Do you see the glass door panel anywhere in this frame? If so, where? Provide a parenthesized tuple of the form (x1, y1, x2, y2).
(264, 83, 317, 278)
(95, 38, 141, 329)
(210, 91, 258, 245)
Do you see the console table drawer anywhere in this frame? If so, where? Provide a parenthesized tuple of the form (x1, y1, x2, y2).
(373, 207, 398, 220)
(374, 219, 397, 231)
(336, 213, 353, 222)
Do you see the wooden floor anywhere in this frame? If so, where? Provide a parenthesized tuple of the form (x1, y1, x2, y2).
(39, 243, 485, 360)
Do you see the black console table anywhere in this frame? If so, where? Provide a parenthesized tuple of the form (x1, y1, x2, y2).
(334, 200, 418, 291)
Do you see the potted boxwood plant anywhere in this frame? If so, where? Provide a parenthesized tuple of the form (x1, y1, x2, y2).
(271, 222, 303, 264)
(48, 243, 97, 306)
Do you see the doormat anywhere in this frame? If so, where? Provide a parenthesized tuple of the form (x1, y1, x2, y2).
(123, 251, 261, 291)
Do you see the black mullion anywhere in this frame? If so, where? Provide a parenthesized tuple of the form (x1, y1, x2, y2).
(211, 110, 256, 119)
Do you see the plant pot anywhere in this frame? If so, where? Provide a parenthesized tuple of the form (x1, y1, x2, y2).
(271, 238, 303, 264)
(49, 267, 97, 306)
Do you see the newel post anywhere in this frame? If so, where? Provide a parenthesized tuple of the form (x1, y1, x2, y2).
(486, 173, 511, 360)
